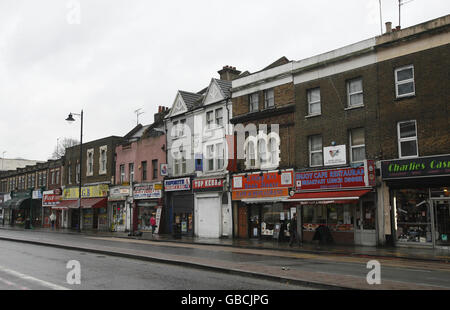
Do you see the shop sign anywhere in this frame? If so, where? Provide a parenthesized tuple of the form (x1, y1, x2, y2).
(164, 178, 190, 191)
(63, 184, 109, 199)
(381, 155, 450, 180)
(193, 178, 224, 191)
(32, 190, 43, 200)
(233, 188, 289, 200)
(232, 170, 293, 200)
(110, 187, 130, 197)
(160, 164, 168, 176)
(324, 145, 347, 166)
(42, 190, 62, 207)
(295, 164, 372, 191)
(133, 183, 162, 199)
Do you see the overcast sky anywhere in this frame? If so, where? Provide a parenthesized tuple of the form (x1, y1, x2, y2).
(0, 0, 448, 161)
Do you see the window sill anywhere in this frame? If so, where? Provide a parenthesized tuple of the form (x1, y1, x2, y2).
(345, 105, 364, 111)
(305, 113, 321, 119)
(395, 94, 416, 101)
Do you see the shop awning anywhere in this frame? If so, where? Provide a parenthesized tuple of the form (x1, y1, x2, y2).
(286, 189, 372, 204)
(2, 198, 30, 210)
(57, 198, 107, 209)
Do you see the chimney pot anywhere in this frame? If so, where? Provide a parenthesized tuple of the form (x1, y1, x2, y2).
(385, 21, 392, 33)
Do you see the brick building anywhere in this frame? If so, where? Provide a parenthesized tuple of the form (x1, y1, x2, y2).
(62, 136, 124, 230)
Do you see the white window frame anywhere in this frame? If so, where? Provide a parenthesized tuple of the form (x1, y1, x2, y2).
(181, 152, 187, 174)
(99, 145, 107, 175)
(349, 128, 366, 163)
(268, 137, 279, 166)
(173, 152, 180, 176)
(206, 145, 214, 172)
(129, 163, 134, 183)
(215, 108, 223, 127)
(307, 88, 321, 116)
(246, 141, 256, 169)
(119, 164, 125, 184)
(309, 135, 323, 167)
(347, 78, 364, 108)
(395, 65, 415, 98)
(206, 111, 214, 127)
(257, 139, 267, 166)
(249, 93, 259, 113)
(397, 120, 419, 159)
(264, 89, 274, 109)
(87, 148, 94, 176)
(216, 143, 224, 170)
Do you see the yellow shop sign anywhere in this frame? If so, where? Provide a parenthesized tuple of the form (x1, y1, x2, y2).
(63, 184, 109, 199)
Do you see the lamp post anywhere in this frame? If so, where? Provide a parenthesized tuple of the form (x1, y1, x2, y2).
(66, 110, 83, 233)
(1, 151, 6, 171)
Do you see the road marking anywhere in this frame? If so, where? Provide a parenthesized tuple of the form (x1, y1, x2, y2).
(0, 276, 30, 290)
(0, 265, 70, 290)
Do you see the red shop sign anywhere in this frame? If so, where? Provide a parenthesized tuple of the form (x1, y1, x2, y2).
(295, 162, 374, 191)
(193, 178, 224, 191)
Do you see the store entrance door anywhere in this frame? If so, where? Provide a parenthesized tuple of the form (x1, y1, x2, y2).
(433, 199, 450, 247)
(355, 201, 377, 246)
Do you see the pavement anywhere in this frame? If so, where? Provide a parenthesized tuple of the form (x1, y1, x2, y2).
(0, 225, 450, 290)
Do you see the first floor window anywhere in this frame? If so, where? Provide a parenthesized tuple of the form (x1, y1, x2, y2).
(119, 164, 125, 183)
(216, 143, 224, 170)
(309, 135, 323, 167)
(264, 89, 274, 108)
(207, 145, 214, 171)
(249, 93, 259, 112)
(349, 128, 366, 163)
(268, 138, 279, 165)
(152, 159, 158, 179)
(398, 120, 418, 158)
(142, 161, 147, 181)
(247, 141, 256, 168)
(129, 163, 134, 183)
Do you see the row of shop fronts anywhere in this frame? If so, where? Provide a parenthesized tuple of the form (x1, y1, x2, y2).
(0, 154, 448, 249)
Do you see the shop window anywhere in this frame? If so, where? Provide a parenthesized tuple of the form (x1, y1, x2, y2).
(395, 65, 415, 98)
(397, 120, 418, 158)
(393, 188, 432, 244)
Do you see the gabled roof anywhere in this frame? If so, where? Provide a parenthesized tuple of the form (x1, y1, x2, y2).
(214, 79, 232, 98)
(178, 90, 204, 110)
(262, 56, 290, 71)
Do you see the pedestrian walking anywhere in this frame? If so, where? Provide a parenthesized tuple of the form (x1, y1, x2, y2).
(150, 214, 157, 235)
(289, 213, 298, 247)
(50, 212, 56, 230)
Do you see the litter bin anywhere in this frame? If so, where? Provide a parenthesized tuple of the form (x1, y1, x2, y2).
(172, 223, 182, 239)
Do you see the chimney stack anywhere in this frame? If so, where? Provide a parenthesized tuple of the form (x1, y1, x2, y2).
(218, 65, 241, 81)
(385, 21, 392, 33)
(154, 106, 168, 123)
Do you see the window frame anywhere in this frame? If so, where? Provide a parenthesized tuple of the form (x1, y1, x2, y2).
(397, 120, 419, 159)
(264, 89, 274, 109)
(309, 135, 323, 167)
(349, 128, 366, 163)
(249, 93, 259, 113)
(395, 65, 415, 98)
(347, 77, 364, 108)
(142, 161, 147, 181)
(152, 159, 158, 179)
(307, 87, 321, 116)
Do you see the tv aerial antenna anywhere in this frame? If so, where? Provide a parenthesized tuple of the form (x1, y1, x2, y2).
(398, 0, 415, 28)
(134, 108, 144, 125)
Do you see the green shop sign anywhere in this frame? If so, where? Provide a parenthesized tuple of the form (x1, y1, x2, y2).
(381, 155, 450, 180)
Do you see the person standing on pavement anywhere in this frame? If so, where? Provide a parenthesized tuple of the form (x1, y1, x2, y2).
(289, 213, 298, 247)
(150, 214, 157, 235)
(50, 212, 56, 230)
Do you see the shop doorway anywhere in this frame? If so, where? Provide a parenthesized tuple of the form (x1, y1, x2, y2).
(355, 201, 377, 246)
(249, 205, 260, 239)
(433, 199, 450, 246)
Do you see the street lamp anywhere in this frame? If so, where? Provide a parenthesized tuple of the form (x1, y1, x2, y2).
(66, 110, 83, 233)
(1, 151, 6, 171)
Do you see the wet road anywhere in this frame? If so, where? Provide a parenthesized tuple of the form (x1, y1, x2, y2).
(0, 240, 313, 290)
(0, 229, 449, 289)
